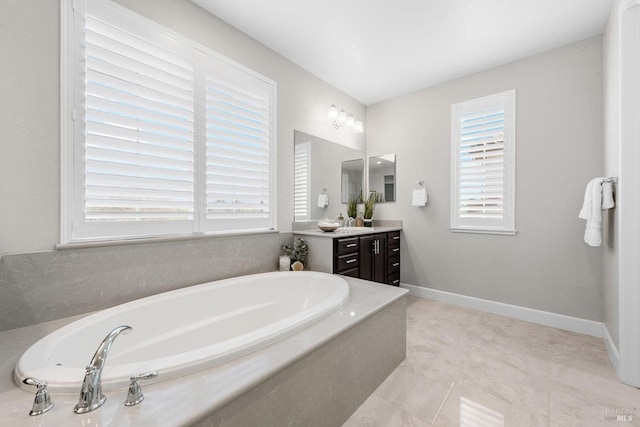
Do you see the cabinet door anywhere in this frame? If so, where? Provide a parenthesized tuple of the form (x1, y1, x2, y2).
(359, 235, 374, 281)
(372, 234, 387, 283)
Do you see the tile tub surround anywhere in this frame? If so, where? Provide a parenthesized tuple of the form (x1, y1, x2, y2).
(345, 295, 640, 427)
(0, 277, 407, 426)
(0, 231, 292, 332)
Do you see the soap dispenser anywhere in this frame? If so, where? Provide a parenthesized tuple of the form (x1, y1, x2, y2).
(337, 213, 345, 227)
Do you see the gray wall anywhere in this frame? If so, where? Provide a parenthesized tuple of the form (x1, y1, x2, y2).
(367, 37, 605, 321)
(602, 2, 620, 347)
(0, 0, 365, 330)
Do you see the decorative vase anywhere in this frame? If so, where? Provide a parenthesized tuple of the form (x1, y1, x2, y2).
(291, 261, 304, 271)
(355, 217, 364, 227)
(363, 219, 372, 227)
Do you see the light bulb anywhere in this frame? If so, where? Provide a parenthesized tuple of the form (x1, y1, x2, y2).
(328, 104, 338, 120)
(353, 119, 364, 133)
(337, 109, 347, 125)
(346, 113, 355, 127)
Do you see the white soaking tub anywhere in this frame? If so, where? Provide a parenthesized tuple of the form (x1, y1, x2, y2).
(14, 271, 349, 394)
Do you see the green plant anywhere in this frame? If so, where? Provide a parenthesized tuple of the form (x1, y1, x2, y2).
(347, 192, 362, 218)
(282, 238, 309, 263)
(364, 192, 382, 219)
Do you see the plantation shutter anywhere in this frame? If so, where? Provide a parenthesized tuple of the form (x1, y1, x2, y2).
(294, 141, 311, 220)
(450, 90, 516, 235)
(80, 2, 196, 238)
(458, 107, 505, 219)
(66, 0, 276, 243)
(203, 59, 274, 231)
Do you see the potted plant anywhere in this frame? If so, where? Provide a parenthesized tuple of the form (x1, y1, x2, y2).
(363, 192, 382, 226)
(282, 238, 309, 271)
(347, 192, 362, 219)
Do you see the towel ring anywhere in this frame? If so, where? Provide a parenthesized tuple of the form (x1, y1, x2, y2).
(415, 181, 425, 189)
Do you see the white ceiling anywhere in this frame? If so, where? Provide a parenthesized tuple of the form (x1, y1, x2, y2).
(192, 0, 614, 106)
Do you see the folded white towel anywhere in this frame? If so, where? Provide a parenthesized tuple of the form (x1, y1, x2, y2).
(579, 177, 614, 247)
(412, 188, 427, 207)
(602, 181, 615, 209)
(317, 194, 328, 208)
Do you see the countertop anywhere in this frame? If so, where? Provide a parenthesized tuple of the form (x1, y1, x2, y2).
(0, 275, 407, 426)
(294, 226, 402, 239)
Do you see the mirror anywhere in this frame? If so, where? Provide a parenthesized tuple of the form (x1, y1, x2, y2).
(368, 154, 396, 202)
(341, 159, 364, 203)
(294, 130, 364, 222)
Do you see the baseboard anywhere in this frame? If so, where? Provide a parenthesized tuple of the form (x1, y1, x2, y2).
(401, 283, 604, 337)
(603, 324, 620, 373)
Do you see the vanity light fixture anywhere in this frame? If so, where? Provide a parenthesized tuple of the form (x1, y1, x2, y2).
(328, 104, 364, 133)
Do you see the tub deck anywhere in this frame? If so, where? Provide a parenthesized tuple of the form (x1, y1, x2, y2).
(0, 276, 407, 426)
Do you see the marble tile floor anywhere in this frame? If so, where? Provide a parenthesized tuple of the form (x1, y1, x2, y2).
(344, 295, 640, 427)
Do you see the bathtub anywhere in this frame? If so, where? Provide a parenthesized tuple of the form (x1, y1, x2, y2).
(14, 271, 349, 394)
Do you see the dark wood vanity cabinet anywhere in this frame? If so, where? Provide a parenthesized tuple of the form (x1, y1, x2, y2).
(334, 231, 400, 286)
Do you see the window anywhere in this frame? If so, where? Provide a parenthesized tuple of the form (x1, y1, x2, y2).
(294, 141, 311, 221)
(61, 0, 276, 243)
(450, 90, 516, 235)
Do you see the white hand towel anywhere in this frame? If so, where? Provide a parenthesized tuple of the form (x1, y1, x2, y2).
(412, 188, 427, 207)
(317, 194, 328, 208)
(579, 177, 606, 247)
(602, 181, 615, 209)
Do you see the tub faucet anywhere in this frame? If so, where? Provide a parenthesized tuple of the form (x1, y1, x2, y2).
(74, 325, 132, 414)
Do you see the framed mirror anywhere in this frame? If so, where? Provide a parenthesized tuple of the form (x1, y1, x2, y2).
(294, 130, 365, 221)
(368, 154, 396, 202)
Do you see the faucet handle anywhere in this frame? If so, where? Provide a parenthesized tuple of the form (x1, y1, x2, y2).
(124, 371, 158, 407)
(22, 377, 54, 416)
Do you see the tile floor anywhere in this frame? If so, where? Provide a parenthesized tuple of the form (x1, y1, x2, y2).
(344, 295, 640, 427)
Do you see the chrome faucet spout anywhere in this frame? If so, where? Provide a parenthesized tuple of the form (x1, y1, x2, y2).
(74, 325, 132, 414)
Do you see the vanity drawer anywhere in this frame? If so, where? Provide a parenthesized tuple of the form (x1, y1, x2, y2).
(387, 243, 400, 257)
(336, 237, 359, 255)
(388, 256, 400, 274)
(336, 253, 359, 272)
(388, 272, 401, 287)
(387, 231, 401, 243)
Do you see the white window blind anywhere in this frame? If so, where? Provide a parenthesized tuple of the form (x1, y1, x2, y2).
(294, 141, 311, 220)
(84, 12, 195, 225)
(450, 90, 516, 235)
(63, 0, 276, 243)
(204, 63, 274, 231)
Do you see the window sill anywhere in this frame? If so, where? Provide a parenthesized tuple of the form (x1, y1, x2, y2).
(56, 229, 281, 251)
(449, 227, 518, 236)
